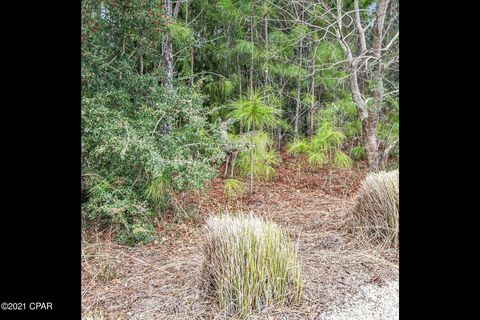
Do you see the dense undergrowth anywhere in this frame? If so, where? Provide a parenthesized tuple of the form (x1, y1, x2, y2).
(81, 0, 398, 244)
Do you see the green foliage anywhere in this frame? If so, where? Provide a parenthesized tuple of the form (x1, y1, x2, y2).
(333, 150, 353, 169)
(205, 75, 238, 104)
(82, 1, 225, 243)
(229, 90, 280, 131)
(270, 63, 306, 79)
(319, 97, 361, 139)
(81, 0, 399, 243)
(168, 23, 194, 45)
(224, 179, 247, 200)
(287, 122, 352, 169)
(144, 176, 171, 209)
(350, 145, 366, 161)
(235, 39, 257, 57)
(217, 0, 244, 24)
(308, 151, 327, 167)
(82, 84, 223, 243)
(287, 139, 310, 156)
(235, 132, 280, 181)
(378, 98, 399, 159)
(316, 42, 344, 63)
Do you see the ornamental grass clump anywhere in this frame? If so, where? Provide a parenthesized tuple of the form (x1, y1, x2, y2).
(350, 169, 399, 248)
(201, 214, 303, 318)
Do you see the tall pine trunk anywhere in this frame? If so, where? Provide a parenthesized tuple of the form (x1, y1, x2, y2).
(308, 43, 318, 137)
(294, 24, 304, 138)
(161, 0, 174, 87)
(263, 9, 269, 92)
(249, 0, 256, 92)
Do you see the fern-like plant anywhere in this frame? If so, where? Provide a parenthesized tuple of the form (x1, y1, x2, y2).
(287, 138, 310, 156)
(229, 90, 280, 131)
(287, 122, 352, 169)
(235, 132, 279, 181)
(228, 91, 281, 192)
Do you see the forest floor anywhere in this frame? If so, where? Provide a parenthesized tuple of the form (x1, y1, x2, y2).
(82, 153, 399, 319)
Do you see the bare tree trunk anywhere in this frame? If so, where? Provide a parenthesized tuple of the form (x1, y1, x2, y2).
(249, 0, 256, 92)
(237, 53, 244, 134)
(362, 113, 380, 170)
(263, 10, 269, 92)
(162, 37, 173, 87)
(139, 30, 144, 75)
(308, 43, 318, 137)
(294, 26, 304, 139)
(185, 0, 193, 86)
(237, 54, 242, 98)
(366, 0, 390, 171)
(162, 0, 174, 87)
(185, 0, 188, 24)
(335, 0, 392, 171)
(294, 85, 301, 138)
(173, 0, 180, 18)
(190, 48, 194, 86)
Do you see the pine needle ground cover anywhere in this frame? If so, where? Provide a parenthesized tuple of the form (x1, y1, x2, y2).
(350, 169, 399, 248)
(201, 214, 303, 318)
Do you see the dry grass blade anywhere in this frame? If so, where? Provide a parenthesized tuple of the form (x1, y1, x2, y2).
(349, 169, 399, 249)
(201, 213, 304, 318)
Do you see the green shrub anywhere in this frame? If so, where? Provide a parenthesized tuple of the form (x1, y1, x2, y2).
(202, 214, 303, 318)
(82, 86, 224, 243)
(287, 122, 353, 169)
(82, 56, 224, 243)
(332, 150, 353, 169)
(235, 131, 280, 181)
(287, 138, 310, 156)
(350, 145, 366, 161)
(117, 223, 157, 246)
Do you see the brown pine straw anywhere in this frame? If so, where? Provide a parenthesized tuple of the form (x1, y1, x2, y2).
(82, 163, 398, 319)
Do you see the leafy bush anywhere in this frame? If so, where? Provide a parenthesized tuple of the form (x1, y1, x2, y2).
(82, 17, 225, 242)
(350, 169, 399, 248)
(82, 83, 224, 242)
(202, 214, 303, 318)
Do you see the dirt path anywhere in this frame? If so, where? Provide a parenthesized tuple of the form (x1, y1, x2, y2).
(82, 157, 398, 319)
(319, 280, 399, 320)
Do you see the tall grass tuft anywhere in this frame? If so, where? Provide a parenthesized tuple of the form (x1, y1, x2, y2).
(350, 169, 399, 248)
(201, 214, 303, 318)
